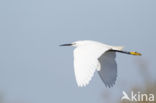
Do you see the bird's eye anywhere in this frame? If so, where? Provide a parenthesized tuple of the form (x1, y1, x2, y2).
(72, 43, 76, 46)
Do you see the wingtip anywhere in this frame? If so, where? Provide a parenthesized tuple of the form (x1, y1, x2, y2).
(77, 83, 87, 87)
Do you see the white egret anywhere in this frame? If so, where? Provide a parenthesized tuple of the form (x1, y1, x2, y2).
(60, 40, 141, 88)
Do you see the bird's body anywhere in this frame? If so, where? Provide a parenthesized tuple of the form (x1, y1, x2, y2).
(73, 40, 123, 87)
(60, 40, 141, 87)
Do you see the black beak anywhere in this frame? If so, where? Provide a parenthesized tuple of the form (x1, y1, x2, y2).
(59, 43, 73, 46)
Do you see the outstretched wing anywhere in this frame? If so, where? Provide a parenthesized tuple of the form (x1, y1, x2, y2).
(98, 51, 117, 88)
(73, 46, 109, 87)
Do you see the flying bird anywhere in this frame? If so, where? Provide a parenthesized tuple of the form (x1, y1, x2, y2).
(60, 40, 141, 87)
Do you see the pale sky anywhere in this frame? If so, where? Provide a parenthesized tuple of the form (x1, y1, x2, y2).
(0, 0, 156, 103)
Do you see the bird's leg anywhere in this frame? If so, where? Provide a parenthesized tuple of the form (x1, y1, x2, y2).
(109, 50, 142, 56)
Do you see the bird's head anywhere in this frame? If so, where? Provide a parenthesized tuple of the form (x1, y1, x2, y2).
(60, 40, 91, 47)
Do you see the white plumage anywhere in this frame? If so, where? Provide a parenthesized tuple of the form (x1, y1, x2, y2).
(60, 40, 141, 87)
(73, 41, 117, 87)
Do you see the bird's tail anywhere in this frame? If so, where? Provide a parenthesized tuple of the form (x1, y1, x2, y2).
(112, 46, 124, 51)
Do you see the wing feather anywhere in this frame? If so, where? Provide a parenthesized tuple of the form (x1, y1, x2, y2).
(73, 45, 109, 87)
(98, 51, 117, 88)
